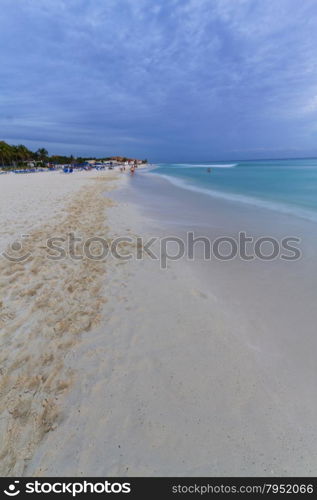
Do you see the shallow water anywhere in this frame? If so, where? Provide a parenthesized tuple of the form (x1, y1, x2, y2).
(111, 168, 317, 443)
(151, 158, 317, 223)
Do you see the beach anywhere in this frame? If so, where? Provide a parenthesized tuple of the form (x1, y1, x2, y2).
(1, 168, 317, 476)
(0, 170, 121, 475)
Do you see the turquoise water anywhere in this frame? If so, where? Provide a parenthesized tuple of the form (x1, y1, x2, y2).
(150, 158, 317, 221)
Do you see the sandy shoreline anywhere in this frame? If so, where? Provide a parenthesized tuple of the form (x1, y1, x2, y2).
(0, 171, 127, 475)
(1, 170, 316, 476)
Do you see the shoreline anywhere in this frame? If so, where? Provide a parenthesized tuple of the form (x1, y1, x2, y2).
(1, 170, 317, 476)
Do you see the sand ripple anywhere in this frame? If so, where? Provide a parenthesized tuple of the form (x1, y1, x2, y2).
(0, 176, 116, 475)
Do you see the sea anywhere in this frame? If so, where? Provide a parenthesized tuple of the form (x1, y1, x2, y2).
(111, 156, 317, 391)
(109, 157, 317, 473)
(149, 158, 317, 223)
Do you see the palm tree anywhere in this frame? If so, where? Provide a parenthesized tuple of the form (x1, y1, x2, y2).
(13, 145, 30, 165)
(17, 144, 31, 159)
(36, 148, 48, 163)
(0, 141, 12, 167)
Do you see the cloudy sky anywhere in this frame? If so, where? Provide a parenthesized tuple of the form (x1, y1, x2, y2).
(1, 0, 317, 161)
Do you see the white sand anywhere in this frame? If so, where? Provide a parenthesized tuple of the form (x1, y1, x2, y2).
(1, 170, 316, 476)
(0, 170, 122, 475)
(0, 171, 104, 253)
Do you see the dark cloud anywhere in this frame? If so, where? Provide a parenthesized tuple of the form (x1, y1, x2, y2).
(1, 0, 317, 160)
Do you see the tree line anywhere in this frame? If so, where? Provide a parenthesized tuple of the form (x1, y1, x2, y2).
(0, 141, 147, 168)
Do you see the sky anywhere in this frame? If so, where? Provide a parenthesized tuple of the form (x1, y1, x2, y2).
(1, 0, 317, 161)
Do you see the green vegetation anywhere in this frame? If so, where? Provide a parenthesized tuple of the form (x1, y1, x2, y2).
(0, 141, 50, 168)
(0, 140, 148, 169)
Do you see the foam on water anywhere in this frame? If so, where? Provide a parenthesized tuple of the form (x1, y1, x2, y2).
(147, 158, 317, 223)
(173, 163, 237, 168)
(150, 172, 317, 223)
